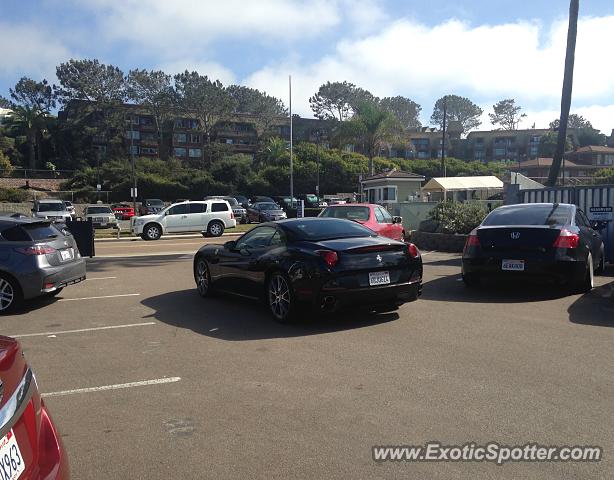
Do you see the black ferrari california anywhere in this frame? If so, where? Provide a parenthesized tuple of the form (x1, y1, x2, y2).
(462, 203, 606, 292)
(193, 218, 423, 322)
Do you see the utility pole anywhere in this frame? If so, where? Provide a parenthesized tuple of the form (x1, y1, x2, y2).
(289, 75, 294, 206)
(441, 95, 447, 177)
(547, 0, 579, 186)
(315, 129, 321, 199)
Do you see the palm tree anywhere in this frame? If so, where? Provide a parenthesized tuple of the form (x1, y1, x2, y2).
(339, 101, 399, 175)
(5, 106, 46, 170)
(547, 0, 579, 186)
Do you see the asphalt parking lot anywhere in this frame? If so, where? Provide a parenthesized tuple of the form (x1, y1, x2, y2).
(4, 237, 614, 479)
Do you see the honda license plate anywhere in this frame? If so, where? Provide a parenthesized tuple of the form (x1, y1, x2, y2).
(502, 259, 525, 271)
(60, 248, 74, 261)
(369, 271, 390, 286)
(0, 430, 26, 480)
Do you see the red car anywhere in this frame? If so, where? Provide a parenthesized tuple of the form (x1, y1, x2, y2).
(0, 336, 69, 479)
(318, 203, 406, 242)
(111, 203, 135, 220)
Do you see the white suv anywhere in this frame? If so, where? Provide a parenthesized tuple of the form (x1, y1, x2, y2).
(131, 200, 236, 240)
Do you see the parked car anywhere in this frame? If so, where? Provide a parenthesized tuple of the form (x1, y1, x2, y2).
(139, 198, 165, 216)
(0, 336, 70, 478)
(461, 203, 606, 291)
(250, 196, 278, 206)
(272, 196, 299, 210)
(131, 200, 236, 240)
(298, 193, 327, 208)
(63, 200, 76, 218)
(0, 216, 86, 313)
(193, 218, 422, 322)
(234, 195, 250, 209)
(84, 204, 120, 229)
(31, 199, 72, 223)
(246, 202, 287, 223)
(204, 196, 247, 223)
(319, 204, 405, 242)
(111, 203, 135, 220)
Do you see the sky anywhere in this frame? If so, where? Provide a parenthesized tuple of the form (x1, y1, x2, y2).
(2, 0, 614, 133)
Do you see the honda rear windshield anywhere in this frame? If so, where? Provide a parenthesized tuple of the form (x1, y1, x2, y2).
(285, 219, 376, 241)
(482, 205, 573, 227)
(319, 206, 370, 222)
(2, 223, 63, 241)
(36, 203, 66, 212)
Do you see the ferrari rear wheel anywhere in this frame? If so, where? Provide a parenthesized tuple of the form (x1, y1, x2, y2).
(267, 272, 295, 323)
(195, 257, 214, 297)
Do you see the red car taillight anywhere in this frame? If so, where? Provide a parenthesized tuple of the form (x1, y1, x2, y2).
(463, 229, 480, 255)
(406, 242, 420, 258)
(16, 245, 56, 255)
(553, 229, 580, 249)
(37, 405, 63, 476)
(230, 212, 235, 219)
(316, 250, 339, 268)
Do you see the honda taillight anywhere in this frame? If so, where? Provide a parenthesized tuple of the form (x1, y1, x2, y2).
(406, 242, 420, 258)
(463, 229, 480, 254)
(553, 229, 579, 249)
(16, 245, 56, 255)
(316, 250, 339, 268)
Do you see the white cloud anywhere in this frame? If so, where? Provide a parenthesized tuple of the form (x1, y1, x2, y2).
(0, 23, 71, 81)
(244, 15, 614, 132)
(78, 0, 342, 56)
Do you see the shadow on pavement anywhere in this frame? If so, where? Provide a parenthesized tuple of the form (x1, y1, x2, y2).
(423, 256, 463, 269)
(420, 273, 572, 304)
(141, 289, 400, 341)
(568, 280, 614, 327)
(85, 254, 190, 274)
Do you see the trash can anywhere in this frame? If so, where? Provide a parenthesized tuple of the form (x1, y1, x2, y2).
(66, 219, 95, 257)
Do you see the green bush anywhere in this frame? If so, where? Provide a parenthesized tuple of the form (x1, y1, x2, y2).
(427, 201, 488, 234)
(0, 187, 29, 202)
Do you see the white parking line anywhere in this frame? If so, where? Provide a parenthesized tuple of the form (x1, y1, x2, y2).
(59, 293, 140, 302)
(93, 253, 192, 259)
(11, 322, 155, 339)
(42, 377, 181, 398)
(87, 276, 117, 281)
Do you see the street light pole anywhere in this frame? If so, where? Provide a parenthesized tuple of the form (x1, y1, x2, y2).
(441, 95, 447, 177)
(130, 121, 137, 214)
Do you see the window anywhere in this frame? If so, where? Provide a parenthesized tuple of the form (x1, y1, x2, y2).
(366, 189, 376, 203)
(189, 134, 201, 143)
(167, 204, 189, 215)
(86, 206, 113, 214)
(188, 203, 206, 214)
(125, 130, 140, 140)
(225, 139, 234, 144)
(236, 227, 277, 249)
(140, 117, 153, 126)
(575, 210, 590, 228)
(382, 187, 396, 202)
(270, 230, 285, 247)
(529, 146, 538, 156)
(474, 137, 484, 145)
(140, 147, 158, 155)
(188, 119, 199, 129)
(173, 147, 186, 157)
(211, 202, 229, 212)
(530, 135, 541, 143)
(474, 151, 484, 160)
(173, 133, 187, 143)
(379, 207, 393, 223)
(482, 204, 573, 226)
(417, 151, 429, 159)
(3, 224, 63, 241)
(602, 154, 614, 165)
(189, 148, 202, 158)
(174, 119, 186, 128)
(374, 208, 385, 223)
(283, 219, 375, 241)
(320, 206, 370, 222)
(129, 145, 139, 155)
(494, 148, 506, 156)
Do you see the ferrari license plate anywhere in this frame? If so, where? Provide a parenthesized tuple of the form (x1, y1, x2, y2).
(0, 430, 26, 480)
(502, 259, 525, 271)
(369, 271, 390, 286)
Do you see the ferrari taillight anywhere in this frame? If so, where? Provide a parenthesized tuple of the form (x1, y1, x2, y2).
(406, 243, 420, 258)
(316, 250, 339, 268)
